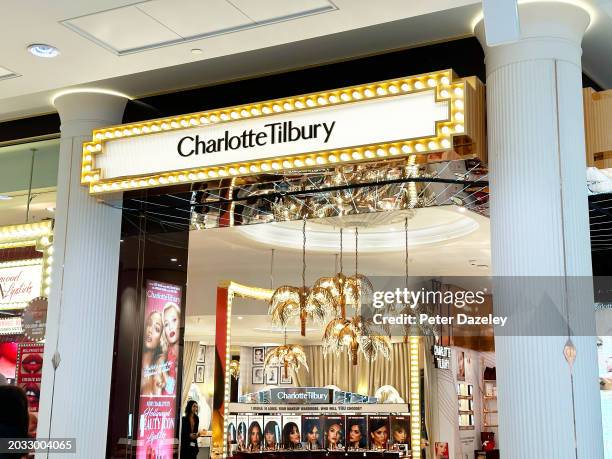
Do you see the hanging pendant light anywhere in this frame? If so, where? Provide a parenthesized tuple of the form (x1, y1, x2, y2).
(322, 315, 391, 365)
(269, 218, 336, 336)
(313, 228, 373, 320)
(264, 329, 309, 378)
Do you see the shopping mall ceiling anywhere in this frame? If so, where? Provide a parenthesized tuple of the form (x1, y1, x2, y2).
(1, 0, 611, 122)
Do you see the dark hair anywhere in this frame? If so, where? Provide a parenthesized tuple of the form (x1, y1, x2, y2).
(264, 421, 278, 436)
(369, 418, 388, 434)
(248, 421, 262, 445)
(184, 400, 198, 417)
(282, 422, 300, 447)
(0, 385, 29, 438)
(347, 420, 366, 448)
(302, 418, 322, 444)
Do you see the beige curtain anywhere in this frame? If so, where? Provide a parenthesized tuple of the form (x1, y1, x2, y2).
(294, 342, 411, 401)
(423, 335, 435, 458)
(181, 341, 200, 409)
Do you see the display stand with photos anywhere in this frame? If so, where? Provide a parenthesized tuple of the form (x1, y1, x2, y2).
(213, 281, 422, 459)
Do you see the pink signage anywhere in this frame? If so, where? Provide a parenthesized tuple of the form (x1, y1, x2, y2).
(137, 280, 182, 458)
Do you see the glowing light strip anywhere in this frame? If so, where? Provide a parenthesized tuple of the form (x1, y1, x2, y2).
(409, 336, 421, 458)
(81, 70, 468, 195)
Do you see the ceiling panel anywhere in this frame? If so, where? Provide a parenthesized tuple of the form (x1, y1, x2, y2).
(138, 0, 253, 38)
(230, 0, 335, 23)
(64, 5, 182, 53)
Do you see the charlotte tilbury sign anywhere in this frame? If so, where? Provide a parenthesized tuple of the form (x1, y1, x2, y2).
(81, 70, 484, 195)
(0, 259, 43, 310)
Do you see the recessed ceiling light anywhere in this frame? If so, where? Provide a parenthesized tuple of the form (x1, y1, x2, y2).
(27, 44, 60, 58)
(457, 206, 467, 213)
(237, 316, 244, 320)
(170, 258, 178, 262)
(190, 48, 203, 55)
(0, 195, 13, 201)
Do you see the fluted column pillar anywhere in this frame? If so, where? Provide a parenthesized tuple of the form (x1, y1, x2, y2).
(476, 3, 603, 458)
(37, 92, 128, 458)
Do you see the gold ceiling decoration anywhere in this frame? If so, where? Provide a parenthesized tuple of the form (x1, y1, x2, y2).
(322, 316, 391, 365)
(268, 219, 337, 336)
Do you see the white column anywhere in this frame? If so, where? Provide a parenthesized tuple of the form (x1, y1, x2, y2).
(475, 3, 603, 458)
(37, 92, 128, 458)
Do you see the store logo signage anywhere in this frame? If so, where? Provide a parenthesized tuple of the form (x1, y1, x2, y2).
(0, 260, 42, 309)
(177, 121, 336, 156)
(432, 344, 451, 369)
(269, 387, 331, 404)
(92, 89, 449, 185)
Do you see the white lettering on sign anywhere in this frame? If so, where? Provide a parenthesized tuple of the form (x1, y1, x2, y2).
(0, 260, 42, 309)
(97, 91, 448, 180)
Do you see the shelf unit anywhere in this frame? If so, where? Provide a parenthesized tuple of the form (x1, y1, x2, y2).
(482, 379, 498, 430)
(457, 382, 475, 430)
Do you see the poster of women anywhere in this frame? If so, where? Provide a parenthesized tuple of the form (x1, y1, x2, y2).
(136, 280, 183, 458)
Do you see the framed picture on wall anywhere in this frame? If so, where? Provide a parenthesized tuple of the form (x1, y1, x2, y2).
(252, 366, 265, 384)
(280, 369, 292, 385)
(253, 347, 265, 365)
(456, 350, 465, 381)
(197, 344, 206, 363)
(195, 365, 205, 383)
(265, 366, 279, 385)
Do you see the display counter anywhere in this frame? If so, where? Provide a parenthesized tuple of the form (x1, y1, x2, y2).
(232, 451, 402, 458)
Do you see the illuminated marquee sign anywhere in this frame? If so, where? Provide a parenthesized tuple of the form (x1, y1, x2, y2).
(81, 70, 484, 194)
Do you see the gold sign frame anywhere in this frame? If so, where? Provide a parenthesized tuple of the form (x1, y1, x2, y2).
(81, 69, 483, 195)
(213, 281, 422, 458)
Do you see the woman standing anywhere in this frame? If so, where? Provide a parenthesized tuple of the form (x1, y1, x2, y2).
(181, 401, 199, 459)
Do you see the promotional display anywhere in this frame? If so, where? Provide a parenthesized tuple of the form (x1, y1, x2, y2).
(262, 415, 281, 449)
(389, 416, 410, 447)
(21, 297, 47, 342)
(302, 415, 324, 449)
(236, 415, 249, 449)
(0, 259, 42, 310)
(136, 280, 183, 459)
(598, 336, 612, 457)
(282, 415, 303, 448)
(323, 415, 345, 449)
(368, 416, 390, 450)
(226, 415, 237, 444)
(15, 342, 44, 412)
(246, 415, 263, 450)
(346, 415, 368, 449)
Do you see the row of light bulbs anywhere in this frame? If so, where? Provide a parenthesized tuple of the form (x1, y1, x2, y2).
(81, 71, 467, 195)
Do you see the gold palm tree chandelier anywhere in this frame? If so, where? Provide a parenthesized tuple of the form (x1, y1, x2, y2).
(322, 316, 391, 365)
(268, 218, 336, 336)
(264, 330, 309, 379)
(313, 228, 373, 319)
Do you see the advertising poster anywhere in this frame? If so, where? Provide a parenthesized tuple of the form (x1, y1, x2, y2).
(368, 415, 389, 450)
(435, 442, 450, 458)
(302, 415, 323, 449)
(282, 415, 303, 448)
(263, 415, 281, 449)
(247, 415, 263, 450)
(389, 416, 410, 447)
(16, 343, 44, 412)
(226, 415, 237, 444)
(136, 280, 182, 459)
(598, 336, 612, 457)
(323, 415, 345, 449)
(236, 415, 249, 449)
(345, 415, 367, 449)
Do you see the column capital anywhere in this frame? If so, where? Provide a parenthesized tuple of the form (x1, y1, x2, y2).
(475, 1, 590, 74)
(53, 90, 128, 137)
